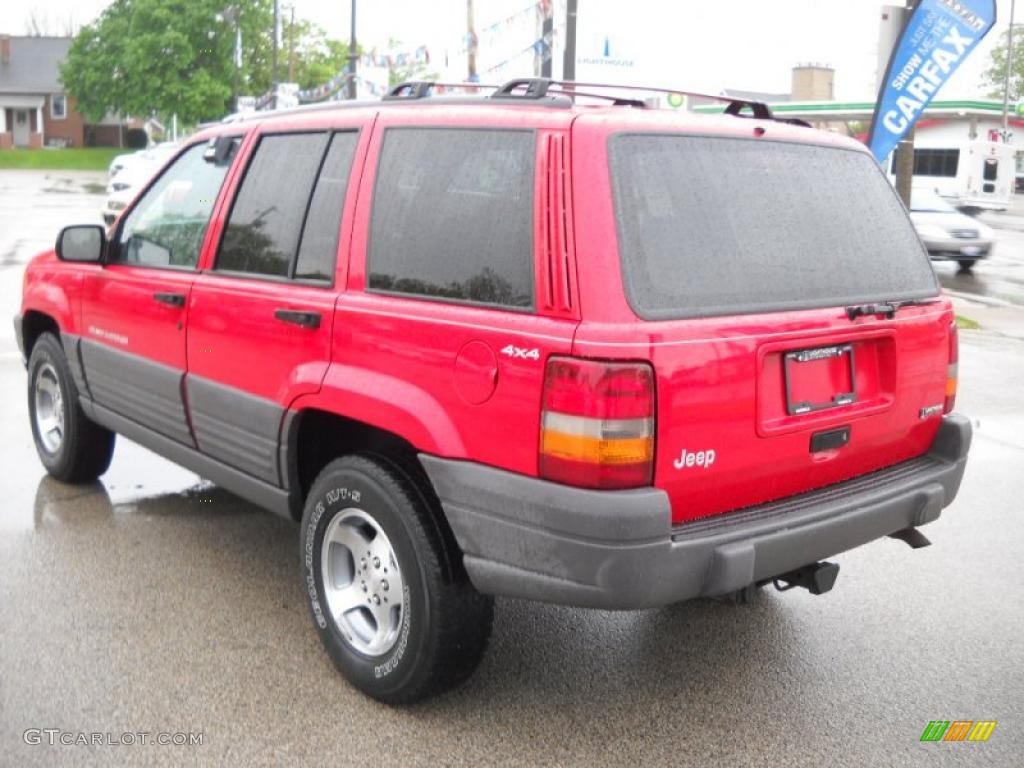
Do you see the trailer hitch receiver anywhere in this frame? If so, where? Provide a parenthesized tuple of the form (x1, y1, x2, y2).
(773, 561, 840, 596)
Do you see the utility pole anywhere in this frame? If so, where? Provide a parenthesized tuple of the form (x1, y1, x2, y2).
(540, 0, 553, 78)
(221, 6, 242, 111)
(272, 0, 279, 107)
(893, 0, 918, 209)
(466, 0, 477, 82)
(1002, 0, 1017, 141)
(562, 0, 577, 81)
(348, 0, 358, 99)
(288, 5, 296, 83)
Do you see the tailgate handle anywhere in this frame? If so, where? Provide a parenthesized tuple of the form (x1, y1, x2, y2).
(275, 309, 321, 329)
(153, 292, 186, 308)
(810, 426, 850, 453)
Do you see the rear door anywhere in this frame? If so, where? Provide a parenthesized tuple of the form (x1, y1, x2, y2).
(80, 139, 239, 445)
(574, 124, 952, 524)
(185, 126, 365, 484)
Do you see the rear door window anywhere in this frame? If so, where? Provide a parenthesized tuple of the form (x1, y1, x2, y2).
(216, 131, 358, 282)
(610, 135, 939, 320)
(367, 127, 535, 310)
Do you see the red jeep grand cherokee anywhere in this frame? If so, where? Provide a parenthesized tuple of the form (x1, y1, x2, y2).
(14, 79, 971, 703)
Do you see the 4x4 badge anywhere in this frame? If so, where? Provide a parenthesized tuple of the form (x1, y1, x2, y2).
(500, 344, 540, 361)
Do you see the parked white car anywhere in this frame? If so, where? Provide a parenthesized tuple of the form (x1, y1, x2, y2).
(103, 143, 180, 225)
(909, 188, 994, 272)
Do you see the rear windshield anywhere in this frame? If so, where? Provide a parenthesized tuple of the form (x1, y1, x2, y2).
(609, 135, 939, 320)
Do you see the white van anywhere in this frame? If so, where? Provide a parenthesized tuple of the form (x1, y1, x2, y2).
(890, 139, 1015, 212)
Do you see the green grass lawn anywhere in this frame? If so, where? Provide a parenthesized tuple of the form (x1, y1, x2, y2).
(0, 147, 123, 171)
(955, 314, 982, 330)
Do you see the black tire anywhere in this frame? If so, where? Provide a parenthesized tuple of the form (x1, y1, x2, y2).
(27, 333, 115, 483)
(957, 258, 976, 272)
(300, 454, 493, 704)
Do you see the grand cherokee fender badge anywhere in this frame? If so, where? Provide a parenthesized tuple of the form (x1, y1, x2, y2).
(673, 448, 716, 470)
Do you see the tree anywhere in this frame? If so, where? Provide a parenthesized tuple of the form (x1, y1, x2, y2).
(283, 19, 351, 91)
(61, 0, 276, 125)
(981, 25, 1024, 103)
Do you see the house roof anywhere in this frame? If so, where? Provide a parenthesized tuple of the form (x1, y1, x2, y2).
(0, 36, 71, 94)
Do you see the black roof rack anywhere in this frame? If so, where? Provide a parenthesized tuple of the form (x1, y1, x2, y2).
(383, 77, 805, 126)
(384, 81, 501, 100)
(219, 79, 807, 128)
(490, 77, 781, 118)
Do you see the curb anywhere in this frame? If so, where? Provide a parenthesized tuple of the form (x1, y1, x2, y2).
(944, 289, 1021, 310)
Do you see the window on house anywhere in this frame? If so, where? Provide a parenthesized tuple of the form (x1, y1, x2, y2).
(51, 94, 67, 120)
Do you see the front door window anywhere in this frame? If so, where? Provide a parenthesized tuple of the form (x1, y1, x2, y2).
(114, 139, 238, 269)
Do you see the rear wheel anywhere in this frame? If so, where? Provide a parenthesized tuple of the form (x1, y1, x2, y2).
(27, 333, 115, 483)
(300, 454, 493, 704)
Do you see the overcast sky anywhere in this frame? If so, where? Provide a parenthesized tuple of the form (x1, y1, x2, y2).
(9, 0, 1016, 100)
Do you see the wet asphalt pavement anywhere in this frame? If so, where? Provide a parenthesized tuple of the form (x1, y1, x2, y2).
(939, 196, 1024, 309)
(1, 171, 1023, 766)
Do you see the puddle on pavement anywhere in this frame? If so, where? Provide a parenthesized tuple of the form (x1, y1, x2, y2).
(37, 174, 107, 197)
(3, 439, 258, 531)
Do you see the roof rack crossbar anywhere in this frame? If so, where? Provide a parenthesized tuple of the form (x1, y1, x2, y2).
(543, 87, 646, 108)
(384, 81, 501, 100)
(491, 78, 554, 100)
(489, 77, 783, 122)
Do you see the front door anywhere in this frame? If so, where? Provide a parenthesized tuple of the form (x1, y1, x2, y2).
(80, 139, 240, 445)
(13, 109, 29, 146)
(186, 128, 362, 484)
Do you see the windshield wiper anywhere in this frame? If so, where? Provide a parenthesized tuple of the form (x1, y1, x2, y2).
(845, 298, 940, 320)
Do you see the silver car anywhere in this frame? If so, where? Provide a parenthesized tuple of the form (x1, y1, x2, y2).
(909, 188, 994, 272)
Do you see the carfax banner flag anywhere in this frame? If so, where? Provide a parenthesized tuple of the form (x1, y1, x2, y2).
(868, 0, 997, 162)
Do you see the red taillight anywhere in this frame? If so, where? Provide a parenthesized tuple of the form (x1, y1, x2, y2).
(944, 321, 959, 414)
(539, 357, 655, 489)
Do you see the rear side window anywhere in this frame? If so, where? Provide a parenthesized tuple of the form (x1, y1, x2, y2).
(610, 135, 939, 320)
(367, 128, 534, 310)
(216, 131, 357, 281)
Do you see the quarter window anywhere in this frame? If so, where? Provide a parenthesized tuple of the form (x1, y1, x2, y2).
(115, 140, 238, 269)
(367, 128, 535, 309)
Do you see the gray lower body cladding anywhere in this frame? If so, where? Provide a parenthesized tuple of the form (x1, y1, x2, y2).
(421, 414, 972, 610)
(78, 338, 193, 446)
(185, 375, 283, 486)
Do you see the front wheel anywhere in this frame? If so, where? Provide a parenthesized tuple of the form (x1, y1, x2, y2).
(300, 454, 493, 704)
(957, 258, 976, 272)
(27, 333, 115, 483)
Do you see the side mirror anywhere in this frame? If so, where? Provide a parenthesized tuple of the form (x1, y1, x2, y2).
(55, 225, 106, 263)
(203, 135, 237, 166)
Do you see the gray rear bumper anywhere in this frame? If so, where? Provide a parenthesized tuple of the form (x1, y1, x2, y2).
(420, 414, 972, 610)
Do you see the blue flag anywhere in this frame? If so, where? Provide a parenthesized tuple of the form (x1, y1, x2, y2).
(868, 0, 997, 162)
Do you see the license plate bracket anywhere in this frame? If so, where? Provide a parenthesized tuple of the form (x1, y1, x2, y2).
(784, 343, 857, 415)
